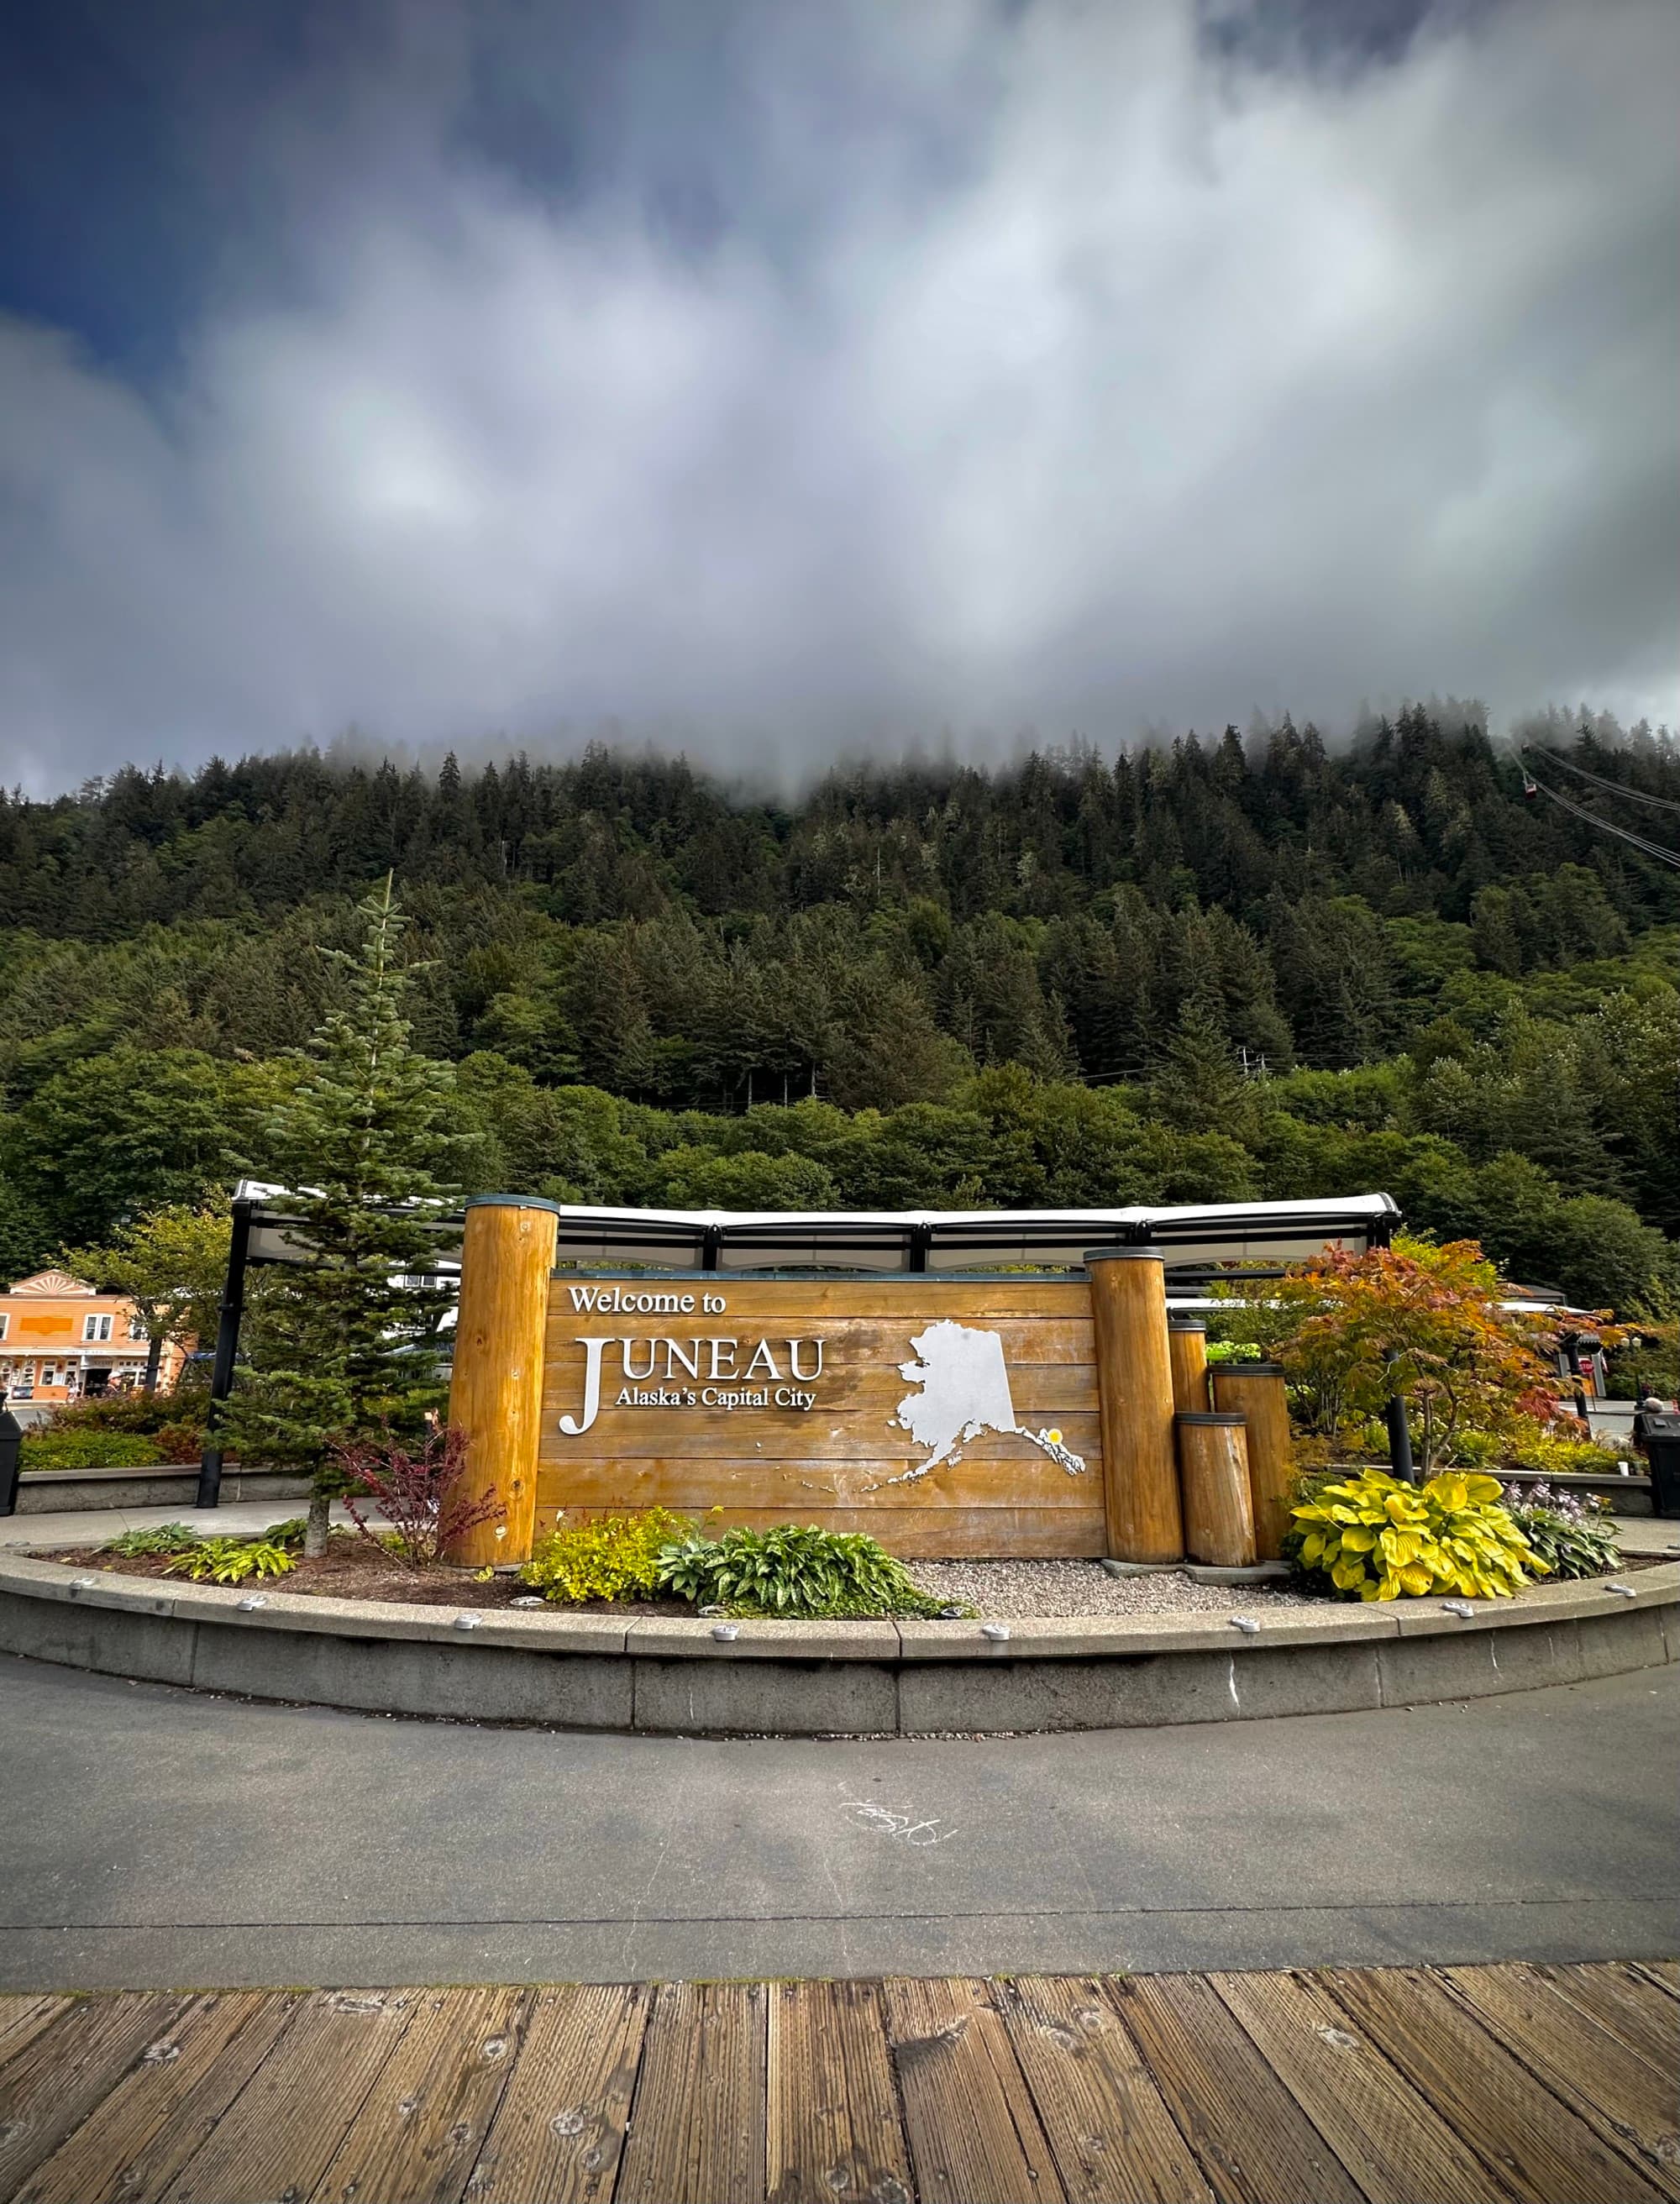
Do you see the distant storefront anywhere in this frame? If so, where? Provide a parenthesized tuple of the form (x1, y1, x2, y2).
(0, 1270, 186, 1404)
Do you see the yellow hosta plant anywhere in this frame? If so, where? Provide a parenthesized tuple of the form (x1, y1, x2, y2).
(1289, 1469, 1547, 1601)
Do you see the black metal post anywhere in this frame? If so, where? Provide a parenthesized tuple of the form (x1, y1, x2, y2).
(908, 1225, 931, 1275)
(196, 1199, 254, 1510)
(0, 1409, 22, 1517)
(1384, 1348, 1415, 1483)
(701, 1225, 722, 1274)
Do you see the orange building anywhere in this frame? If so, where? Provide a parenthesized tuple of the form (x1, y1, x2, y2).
(0, 1270, 189, 1406)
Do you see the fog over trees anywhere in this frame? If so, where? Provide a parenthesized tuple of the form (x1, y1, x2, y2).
(1, 704, 1675, 1314)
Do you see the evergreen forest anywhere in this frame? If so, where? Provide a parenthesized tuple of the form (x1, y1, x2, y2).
(2, 704, 1676, 1316)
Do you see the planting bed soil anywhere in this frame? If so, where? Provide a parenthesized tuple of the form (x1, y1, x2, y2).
(32, 1538, 692, 1614)
(34, 1536, 1655, 1619)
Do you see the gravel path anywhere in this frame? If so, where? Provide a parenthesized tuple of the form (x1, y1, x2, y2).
(906, 1557, 1319, 1618)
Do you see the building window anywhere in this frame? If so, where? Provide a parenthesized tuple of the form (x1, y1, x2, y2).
(127, 1316, 146, 1340)
(83, 1314, 113, 1341)
(0, 1315, 8, 1340)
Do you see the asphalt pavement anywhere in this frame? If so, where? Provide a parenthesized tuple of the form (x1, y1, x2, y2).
(0, 1654, 1674, 1989)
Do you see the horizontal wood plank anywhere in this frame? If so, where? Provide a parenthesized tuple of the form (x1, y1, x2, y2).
(1324, 1965, 1668, 2204)
(1105, 1970, 1363, 2204)
(549, 1280, 1096, 1320)
(766, 1981, 914, 2204)
(538, 1413, 1103, 1472)
(311, 1986, 532, 2204)
(158, 1989, 417, 2204)
(1435, 1965, 1680, 2198)
(999, 1975, 1212, 2204)
(0, 1994, 192, 2201)
(533, 1498, 1107, 1556)
(884, 1976, 1065, 2204)
(17, 1993, 288, 2204)
(1210, 1968, 1499, 2204)
(469, 1983, 649, 2204)
(1525, 1961, 1680, 2083)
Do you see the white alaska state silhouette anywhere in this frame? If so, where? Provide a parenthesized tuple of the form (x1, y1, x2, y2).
(887, 1320, 1086, 1483)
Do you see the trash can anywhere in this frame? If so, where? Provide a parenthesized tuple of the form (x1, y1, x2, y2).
(1639, 1411, 1680, 1519)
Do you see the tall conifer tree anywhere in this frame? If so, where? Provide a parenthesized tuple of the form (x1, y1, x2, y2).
(224, 875, 470, 1553)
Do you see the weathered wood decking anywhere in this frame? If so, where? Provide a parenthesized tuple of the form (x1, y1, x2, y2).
(2, 1961, 1675, 2202)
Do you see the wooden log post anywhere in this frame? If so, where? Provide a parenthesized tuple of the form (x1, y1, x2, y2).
(1174, 1412, 1257, 1567)
(1087, 1249, 1183, 1563)
(1167, 1315, 1211, 1414)
(1212, 1360, 1294, 1561)
(443, 1196, 560, 1567)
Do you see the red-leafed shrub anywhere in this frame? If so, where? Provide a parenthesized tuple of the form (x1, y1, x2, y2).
(331, 1424, 500, 1569)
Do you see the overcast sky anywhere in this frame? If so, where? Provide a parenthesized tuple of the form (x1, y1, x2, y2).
(0, 0, 1674, 792)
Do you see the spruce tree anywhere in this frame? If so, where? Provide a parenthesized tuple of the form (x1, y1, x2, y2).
(223, 876, 472, 1553)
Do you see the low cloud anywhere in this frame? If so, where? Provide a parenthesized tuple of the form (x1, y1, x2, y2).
(1, 0, 1675, 790)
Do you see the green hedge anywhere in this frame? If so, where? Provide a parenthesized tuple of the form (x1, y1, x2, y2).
(20, 1429, 168, 1472)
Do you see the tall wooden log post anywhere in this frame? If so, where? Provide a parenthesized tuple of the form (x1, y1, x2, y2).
(1175, 1413, 1257, 1567)
(1167, 1315, 1211, 1413)
(443, 1196, 560, 1567)
(1212, 1361, 1294, 1561)
(1087, 1249, 1183, 1563)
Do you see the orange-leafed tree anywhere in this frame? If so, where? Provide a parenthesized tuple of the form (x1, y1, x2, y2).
(1266, 1236, 1611, 1476)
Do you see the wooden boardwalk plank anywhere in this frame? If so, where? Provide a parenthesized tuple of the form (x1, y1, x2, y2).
(1326, 1965, 1667, 2204)
(310, 1985, 530, 2204)
(1210, 1969, 1505, 2204)
(617, 1981, 768, 2204)
(884, 1976, 1065, 2204)
(0, 1992, 189, 2201)
(997, 1975, 1212, 2204)
(157, 1989, 417, 2204)
(766, 1980, 912, 2204)
(0, 2001, 75, 2072)
(1635, 1964, 1680, 2002)
(1436, 1965, 1680, 2200)
(1110, 1971, 1363, 2204)
(1531, 1963, 1680, 2081)
(466, 1982, 648, 2204)
(17, 1992, 289, 2204)
(21, 2001, 302, 2204)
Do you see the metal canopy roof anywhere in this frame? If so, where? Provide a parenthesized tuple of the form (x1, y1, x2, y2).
(231, 1183, 1398, 1277)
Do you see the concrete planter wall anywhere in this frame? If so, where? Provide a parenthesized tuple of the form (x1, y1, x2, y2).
(0, 1552, 1672, 1737)
(12, 1467, 312, 1514)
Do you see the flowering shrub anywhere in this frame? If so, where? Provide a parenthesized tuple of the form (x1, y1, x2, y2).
(331, 1425, 500, 1569)
(521, 1509, 695, 1603)
(1289, 1468, 1546, 1601)
(1499, 1482, 1622, 1579)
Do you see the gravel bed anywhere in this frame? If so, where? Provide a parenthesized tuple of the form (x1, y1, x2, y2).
(906, 1557, 1319, 1619)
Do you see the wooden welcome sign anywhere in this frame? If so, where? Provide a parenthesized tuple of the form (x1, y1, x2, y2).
(442, 1197, 1289, 1567)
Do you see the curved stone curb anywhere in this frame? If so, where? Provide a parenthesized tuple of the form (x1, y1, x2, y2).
(0, 1551, 1673, 1736)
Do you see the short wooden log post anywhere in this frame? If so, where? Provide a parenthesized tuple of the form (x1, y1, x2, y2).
(1212, 1360, 1294, 1561)
(1087, 1248, 1184, 1563)
(1167, 1315, 1211, 1414)
(443, 1196, 560, 1567)
(1175, 1412, 1257, 1567)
